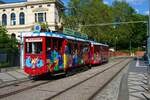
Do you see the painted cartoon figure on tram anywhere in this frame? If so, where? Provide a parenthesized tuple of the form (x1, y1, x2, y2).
(82, 47, 90, 64)
(25, 56, 44, 69)
(73, 50, 78, 66)
(47, 47, 64, 72)
(58, 48, 63, 70)
(65, 45, 73, 67)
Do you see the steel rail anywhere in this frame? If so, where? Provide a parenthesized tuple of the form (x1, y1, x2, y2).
(0, 80, 52, 99)
(89, 60, 130, 100)
(45, 59, 128, 100)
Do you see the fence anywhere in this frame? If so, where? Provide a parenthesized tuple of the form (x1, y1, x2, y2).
(0, 52, 20, 67)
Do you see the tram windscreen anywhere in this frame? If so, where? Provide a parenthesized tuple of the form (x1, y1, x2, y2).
(26, 42, 42, 54)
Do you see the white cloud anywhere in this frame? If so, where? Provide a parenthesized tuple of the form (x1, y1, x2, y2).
(135, 9, 139, 13)
(103, 1, 109, 5)
(144, 10, 149, 15)
(126, 0, 146, 5)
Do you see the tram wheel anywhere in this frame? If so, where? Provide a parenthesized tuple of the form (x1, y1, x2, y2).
(88, 64, 92, 69)
(28, 75, 39, 80)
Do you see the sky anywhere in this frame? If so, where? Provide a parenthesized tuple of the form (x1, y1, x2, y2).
(2, 0, 149, 15)
(104, 0, 149, 15)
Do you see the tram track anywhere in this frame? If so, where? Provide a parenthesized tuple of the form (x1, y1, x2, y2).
(45, 59, 130, 100)
(0, 78, 29, 89)
(0, 58, 127, 100)
(0, 75, 53, 89)
(88, 59, 130, 100)
(0, 80, 52, 99)
(0, 70, 29, 89)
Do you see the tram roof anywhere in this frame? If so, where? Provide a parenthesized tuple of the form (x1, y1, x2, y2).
(90, 41, 108, 47)
(21, 32, 108, 47)
(21, 32, 89, 42)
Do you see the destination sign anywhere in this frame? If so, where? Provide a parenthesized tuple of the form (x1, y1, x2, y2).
(26, 38, 42, 42)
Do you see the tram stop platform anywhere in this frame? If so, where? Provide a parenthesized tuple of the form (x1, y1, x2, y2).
(0, 68, 28, 84)
(119, 57, 150, 100)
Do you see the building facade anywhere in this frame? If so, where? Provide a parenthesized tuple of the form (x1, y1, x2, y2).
(0, 0, 64, 38)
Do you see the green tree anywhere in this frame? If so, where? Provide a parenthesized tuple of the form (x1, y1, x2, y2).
(63, 0, 112, 41)
(111, 1, 147, 50)
(0, 26, 18, 53)
(63, 0, 147, 51)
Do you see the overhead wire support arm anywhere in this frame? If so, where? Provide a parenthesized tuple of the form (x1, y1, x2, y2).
(79, 21, 148, 27)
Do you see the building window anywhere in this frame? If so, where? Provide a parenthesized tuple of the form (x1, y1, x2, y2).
(3, 9, 5, 12)
(31, 6, 34, 8)
(38, 13, 44, 22)
(35, 13, 37, 22)
(47, 4, 51, 7)
(20, 8, 23, 10)
(11, 33, 16, 39)
(44, 13, 46, 22)
(19, 12, 25, 25)
(10, 13, 16, 25)
(35, 13, 46, 23)
(39, 5, 42, 8)
(2, 14, 7, 26)
(11, 9, 14, 11)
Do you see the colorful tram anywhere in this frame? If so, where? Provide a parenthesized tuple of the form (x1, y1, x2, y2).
(23, 32, 109, 77)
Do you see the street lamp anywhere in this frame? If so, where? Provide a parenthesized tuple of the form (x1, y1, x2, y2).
(148, 0, 150, 36)
(129, 40, 131, 56)
(147, 0, 150, 91)
(115, 36, 118, 51)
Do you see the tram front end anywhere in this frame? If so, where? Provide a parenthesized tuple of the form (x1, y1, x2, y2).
(24, 37, 47, 76)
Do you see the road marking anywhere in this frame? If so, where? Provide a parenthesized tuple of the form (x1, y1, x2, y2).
(136, 59, 147, 68)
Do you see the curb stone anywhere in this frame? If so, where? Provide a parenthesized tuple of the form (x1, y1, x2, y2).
(0, 67, 20, 73)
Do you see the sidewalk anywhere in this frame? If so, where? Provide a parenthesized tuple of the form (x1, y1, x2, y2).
(128, 58, 150, 100)
(0, 66, 19, 73)
(0, 68, 28, 84)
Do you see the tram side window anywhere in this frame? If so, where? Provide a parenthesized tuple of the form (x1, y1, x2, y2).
(52, 38, 57, 50)
(46, 38, 51, 53)
(26, 42, 32, 53)
(74, 42, 78, 50)
(94, 46, 97, 53)
(65, 42, 71, 54)
(26, 42, 42, 54)
(58, 39, 63, 51)
(82, 43, 88, 52)
(47, 38, 63, 53)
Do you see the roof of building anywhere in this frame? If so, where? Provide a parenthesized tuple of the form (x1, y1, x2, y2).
(0, 0, 64, 9)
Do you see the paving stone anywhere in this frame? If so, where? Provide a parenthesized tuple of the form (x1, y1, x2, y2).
(0, 69, 28, 83)
(142, 92, 150, 99)
(16, 70, 28, 76)
(129, 95, 143, 100)
(0, 73, 16, 82)
(128, 59, 149, 100)
(7, 71, 27, 79)
(130, 92, 145, 99)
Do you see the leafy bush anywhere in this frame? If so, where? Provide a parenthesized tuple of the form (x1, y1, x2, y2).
(0, 62, 9, 68)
